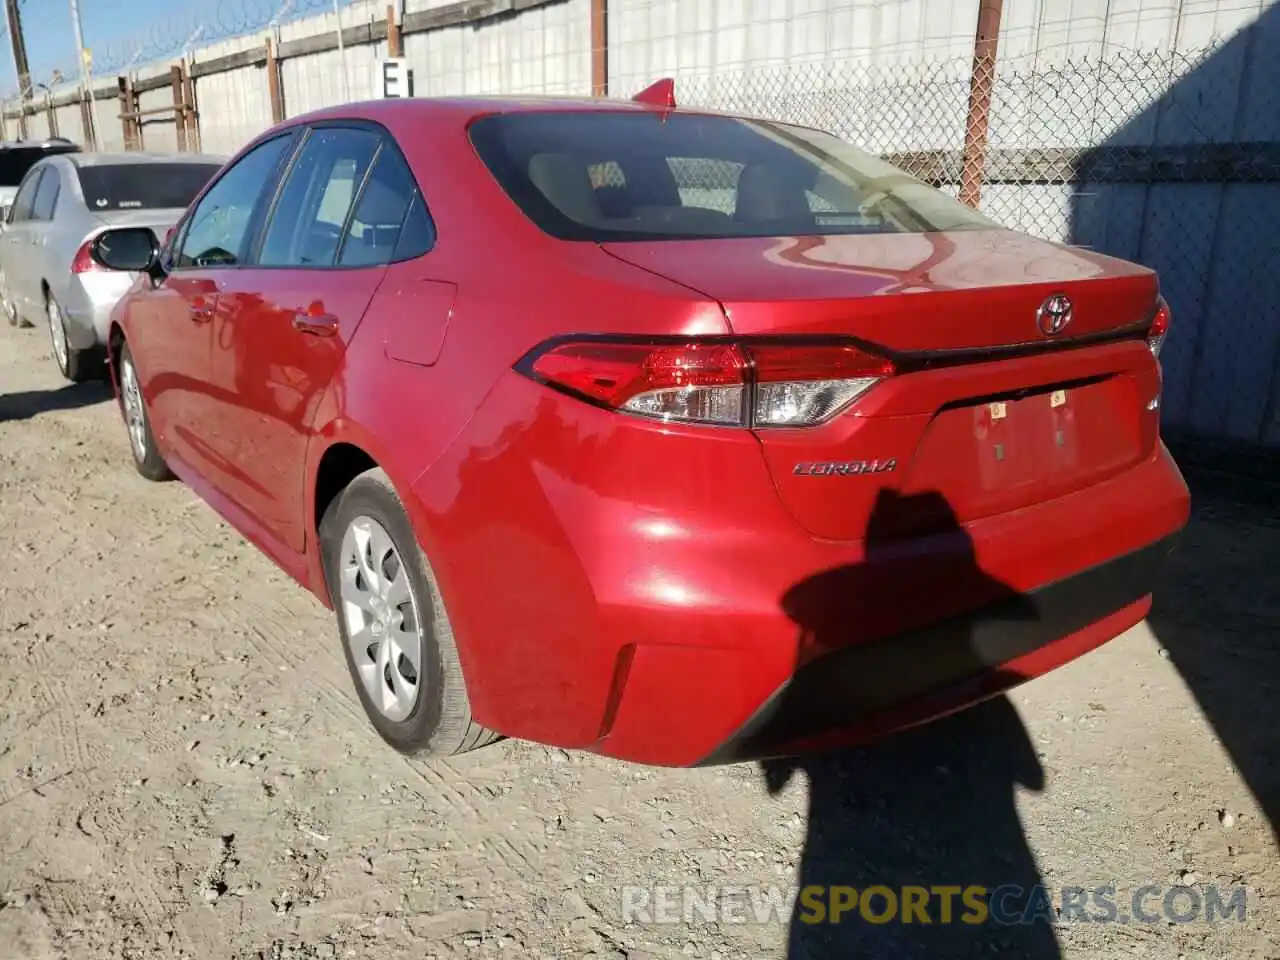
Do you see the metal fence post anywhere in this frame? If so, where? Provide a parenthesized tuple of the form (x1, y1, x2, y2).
(959, 0, 1003, 208)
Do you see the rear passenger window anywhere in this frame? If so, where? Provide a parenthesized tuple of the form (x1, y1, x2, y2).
(258, 127, 379, 267)
(392, 195, 434, 262)
(31, 169, 60, 220)
(9, 168, 43, 222)
(339, 146, 432, 266)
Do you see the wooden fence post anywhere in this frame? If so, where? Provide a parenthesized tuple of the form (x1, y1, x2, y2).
(78, 90, 95, 149)
(170, 65, 189, 151)
(182, 61, 201, 152)
(44, 93, 58, 137)
(959, 0, 1003, 208)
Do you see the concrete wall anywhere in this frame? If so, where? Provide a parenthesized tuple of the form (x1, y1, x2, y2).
(404, 0, 590, 96)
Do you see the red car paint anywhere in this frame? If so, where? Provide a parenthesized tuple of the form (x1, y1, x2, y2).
(108, 96, 1189, 766)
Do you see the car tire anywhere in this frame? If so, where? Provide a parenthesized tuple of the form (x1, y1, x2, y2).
(117, 341, 174, 482)
(48, 293, 101, 382)
(320, 467, 500, 758)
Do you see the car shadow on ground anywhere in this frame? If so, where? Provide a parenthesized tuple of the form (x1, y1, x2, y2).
(757, 489, 1062, 958)
(756, 473, 1278, 957)
(1145, 469, 1280, 844)
(0, 381, 112, 422)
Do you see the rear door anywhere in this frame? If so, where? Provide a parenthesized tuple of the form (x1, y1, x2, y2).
(2, 167, 45, 315)
(27, 163, 63, 299)
(205, 124, 424, 552)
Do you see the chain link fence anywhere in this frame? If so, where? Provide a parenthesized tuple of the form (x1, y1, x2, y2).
(658, 43, 1280, 447)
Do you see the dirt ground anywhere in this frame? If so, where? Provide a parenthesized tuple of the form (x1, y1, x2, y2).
(0, 319, 1276, 960)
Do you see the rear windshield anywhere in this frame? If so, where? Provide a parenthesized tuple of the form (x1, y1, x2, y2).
(468, 112, 995, 241)
(76, 163, 222, 212)
(0, 146, 77, 187)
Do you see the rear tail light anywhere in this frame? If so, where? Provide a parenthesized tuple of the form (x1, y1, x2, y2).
(520, 338, 895, 428)
(1148, 297, 1170, 357)
(71, 238, 101, 274)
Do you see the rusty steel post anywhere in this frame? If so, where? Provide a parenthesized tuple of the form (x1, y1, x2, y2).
(959, 0, 1003, 208)
(386, 4, 402, 57)
(265, 38, 284, 124)
(590, 0, 608, 97)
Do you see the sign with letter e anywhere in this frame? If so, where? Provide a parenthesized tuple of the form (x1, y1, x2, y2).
(377, 59, 414, 98)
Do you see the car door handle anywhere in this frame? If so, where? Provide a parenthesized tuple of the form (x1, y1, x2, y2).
(293, 312, 339, 337)
(189, 304, 215, 323)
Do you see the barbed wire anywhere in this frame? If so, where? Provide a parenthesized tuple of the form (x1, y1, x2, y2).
(14, 0, 345, 94)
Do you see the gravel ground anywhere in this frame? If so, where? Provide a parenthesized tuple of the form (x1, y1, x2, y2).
(0, 320, 1276, 960)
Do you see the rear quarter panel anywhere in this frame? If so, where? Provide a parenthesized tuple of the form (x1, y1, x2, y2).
(298, 109, 736, 698)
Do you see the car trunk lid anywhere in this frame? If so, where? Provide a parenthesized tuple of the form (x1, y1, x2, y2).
(602, 229, 1164, 541)
(600, 229, 1157, 349)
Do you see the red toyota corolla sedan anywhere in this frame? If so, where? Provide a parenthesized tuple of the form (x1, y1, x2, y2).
(92, 85, 1190, 767)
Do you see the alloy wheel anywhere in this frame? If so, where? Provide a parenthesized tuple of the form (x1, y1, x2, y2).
(120, 355, 148, 461)
(48, 298, 69, 374)
(338, 515, 425, 723)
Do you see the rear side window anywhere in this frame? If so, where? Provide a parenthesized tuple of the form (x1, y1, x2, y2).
(9, 168, 44, 222)
(258, 127, 380, 267)
(469, 112, 996, 242)
(338, 144, 433, 266)
(77, 163, 222, 212)
(31, 168, 60, 220)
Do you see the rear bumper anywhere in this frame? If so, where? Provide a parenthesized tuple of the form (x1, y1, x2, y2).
(60, 273, 134, 351)
(410, 373, 1191, 767)
(698, 534, 1175, 764)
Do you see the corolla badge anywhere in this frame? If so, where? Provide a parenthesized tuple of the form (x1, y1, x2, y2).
(793, 459, 897, 476)
(1037, 294, 1073, 336)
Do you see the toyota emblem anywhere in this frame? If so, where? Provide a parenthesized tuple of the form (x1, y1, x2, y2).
(1037, 294, 1073, 336)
